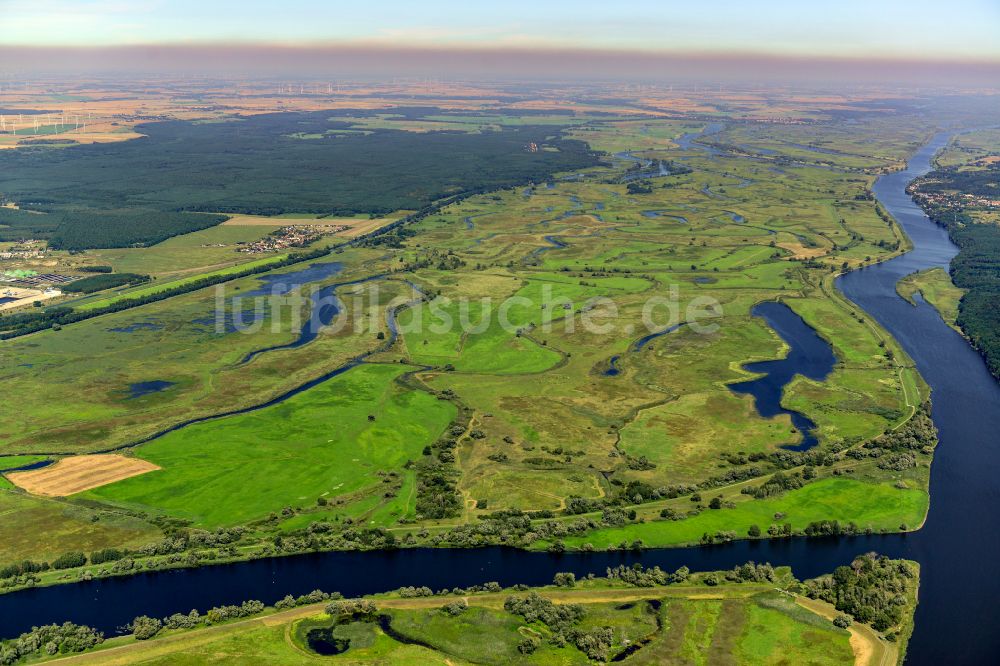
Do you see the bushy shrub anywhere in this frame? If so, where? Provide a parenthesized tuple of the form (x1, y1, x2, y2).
(130, 616, 162, 640)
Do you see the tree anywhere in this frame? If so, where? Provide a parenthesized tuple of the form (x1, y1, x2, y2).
(440, 599, 468, 616)
(131, 616, 162, 640)
(553, 572, 576, 587)
(52, 552, 86, 570)
(748, 524, 762, 538)
(833, 614, 852, 629)
(575, 627, 614, 661)
(518, 636, 540, 654)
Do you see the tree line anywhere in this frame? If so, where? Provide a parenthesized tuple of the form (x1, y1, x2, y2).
(62, 272, 150, 294)
(913, 164, 1000, 378)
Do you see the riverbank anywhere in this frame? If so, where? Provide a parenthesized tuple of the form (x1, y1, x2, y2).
(895, 268, 964, 332)
(835, 129, 1000, 664)
(11, 557, 919, 666)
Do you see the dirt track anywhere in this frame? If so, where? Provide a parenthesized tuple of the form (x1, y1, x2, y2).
(796, 596, 895, 666)
(8, 454, 160, 496)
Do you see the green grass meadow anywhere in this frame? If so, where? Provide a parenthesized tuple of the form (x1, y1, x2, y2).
(85, 363, 455, 528)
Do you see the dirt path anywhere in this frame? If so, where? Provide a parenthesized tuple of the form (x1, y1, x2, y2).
(44, 604, 325, 665)
(796, 596, 896, 666)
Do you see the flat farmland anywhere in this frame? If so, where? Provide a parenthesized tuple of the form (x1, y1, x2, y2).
(7, 454, 160, 496)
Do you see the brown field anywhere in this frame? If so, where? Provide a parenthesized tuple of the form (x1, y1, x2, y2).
(0, 81, 925, 153)
(778, 241, 829, 259)
(333, 217, 401, 237)
(8, 454, 160, 497)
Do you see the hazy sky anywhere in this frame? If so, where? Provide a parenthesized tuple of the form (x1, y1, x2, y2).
(4, 0, 1000, 61)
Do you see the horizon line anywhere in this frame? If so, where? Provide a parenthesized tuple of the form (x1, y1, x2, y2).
(4, 42, 1000, 67)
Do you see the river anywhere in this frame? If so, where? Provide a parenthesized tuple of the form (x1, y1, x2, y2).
(1, 130, 997, 663)
(835, 131, 1000, 664)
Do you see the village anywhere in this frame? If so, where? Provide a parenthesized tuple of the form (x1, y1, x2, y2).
(909, 187, 1000, 211)
(0, 240, 47, 261)
(235, 223, 349, 254)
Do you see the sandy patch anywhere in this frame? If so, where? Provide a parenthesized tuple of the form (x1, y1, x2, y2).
(848, 629, 875, 666)
(795, 596, 893, 666)
(8, 454, 160, 496)
(0, 287, 62, 311)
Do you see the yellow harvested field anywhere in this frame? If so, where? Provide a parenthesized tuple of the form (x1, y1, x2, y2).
(778, 241, 828, 259)
(335, 217, 401, 237)
(8, 454, 160, 497)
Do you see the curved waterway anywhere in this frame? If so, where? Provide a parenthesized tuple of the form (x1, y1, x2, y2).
(239, 273, 386, 365)
(2, 131, 998, 663)
(531, 234, 569, 257)
(729, 302, 835, 452)
(834, 131, 1000, 664)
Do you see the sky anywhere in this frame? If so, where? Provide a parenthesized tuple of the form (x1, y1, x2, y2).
(4, 0, 999, 60)
(2, 0, 999, 83)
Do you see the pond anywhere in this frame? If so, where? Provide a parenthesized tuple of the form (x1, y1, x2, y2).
(728, 301, 836, 451)
(127, 380, 176, 399)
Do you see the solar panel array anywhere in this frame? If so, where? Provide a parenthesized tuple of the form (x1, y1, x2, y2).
(1, 273, 75, 288)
